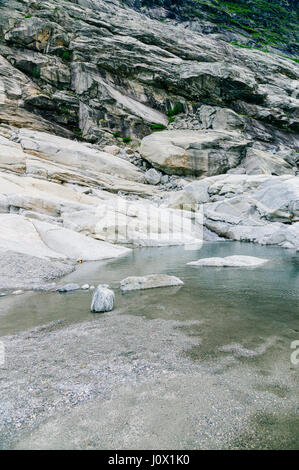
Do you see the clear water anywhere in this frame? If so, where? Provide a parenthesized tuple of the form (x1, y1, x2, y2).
(1, 241, 298, 339)
(1, 241, 298, 449)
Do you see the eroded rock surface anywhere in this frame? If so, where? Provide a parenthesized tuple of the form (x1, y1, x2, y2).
(0, 0, 297, 289)
(140, 130, 251, 176)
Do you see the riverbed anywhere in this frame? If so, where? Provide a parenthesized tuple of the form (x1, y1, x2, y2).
(0, 241, 298, 449)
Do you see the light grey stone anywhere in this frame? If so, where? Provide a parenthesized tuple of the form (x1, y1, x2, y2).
(91, 285, 115, 313)
(140, 130, 251, 176)
(120, 274, 184, 292)
(188, 256, 268, 267)
(145, 168, 161, 185)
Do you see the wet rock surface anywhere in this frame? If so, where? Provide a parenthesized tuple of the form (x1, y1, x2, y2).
(187, 255, 269, 267)
(120, 273, 184, 292)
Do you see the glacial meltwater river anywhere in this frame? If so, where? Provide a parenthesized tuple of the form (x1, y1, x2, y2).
(0, 241, 298, 449)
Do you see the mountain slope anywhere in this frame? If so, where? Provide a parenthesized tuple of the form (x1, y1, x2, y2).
(0, 0, 298, 148)
(0, 0, 298, 262)
(125, 0, 299, 56)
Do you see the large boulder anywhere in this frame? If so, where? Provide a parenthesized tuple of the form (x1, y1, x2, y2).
(120, 274, 184, 292)
(203, 175, 299, 249)
(243, 148, 294, 176)
(253, 176, 299, 223)
(198, 105, 245, 132)
(166, 180, 209, 210)
(91, 285, 115, 313)
(140, 130, 251, 176)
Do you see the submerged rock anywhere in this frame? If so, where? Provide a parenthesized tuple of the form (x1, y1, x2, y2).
(12, 290, 24, 295)
(120, 274, 184, 292)
(57, 284, 80, 293)
(187, 255, 269, 267)
(91, 285, 115, 313)
(32, 283, 57, 292)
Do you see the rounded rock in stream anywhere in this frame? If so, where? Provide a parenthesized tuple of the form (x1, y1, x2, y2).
(91, 285, 115, 313)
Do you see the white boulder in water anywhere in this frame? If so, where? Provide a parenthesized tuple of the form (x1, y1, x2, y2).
(120, 274, 184, 292)
(187, 255, 269, 267)
(91, 285, 115, 313)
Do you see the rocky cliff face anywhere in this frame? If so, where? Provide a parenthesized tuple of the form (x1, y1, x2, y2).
(0, 0, 298, 283)
(0, 0, 298, 144)
(125, 0, 299, 56)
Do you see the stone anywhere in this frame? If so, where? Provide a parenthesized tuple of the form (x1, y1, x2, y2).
(145, 168, 161, 185)
(90, 285, 115, 313)
(187, 256, 269, 267)
(253, 177, 299, 223)
(81, 284, 90, 290)
(103, 145, 121, 156)
(0, 213, 131, 261)
(140, 130, 251, 176)
(184, 180, 209, 203)
(120, 274, 184, 292)
(243, 148, 294, 176)
(57, 284, 80, 293)
(15, 129, 142, 183)
(165, 190, 198, 211)
(12, 290, 24, 295)
(199, 105, 245, 131)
